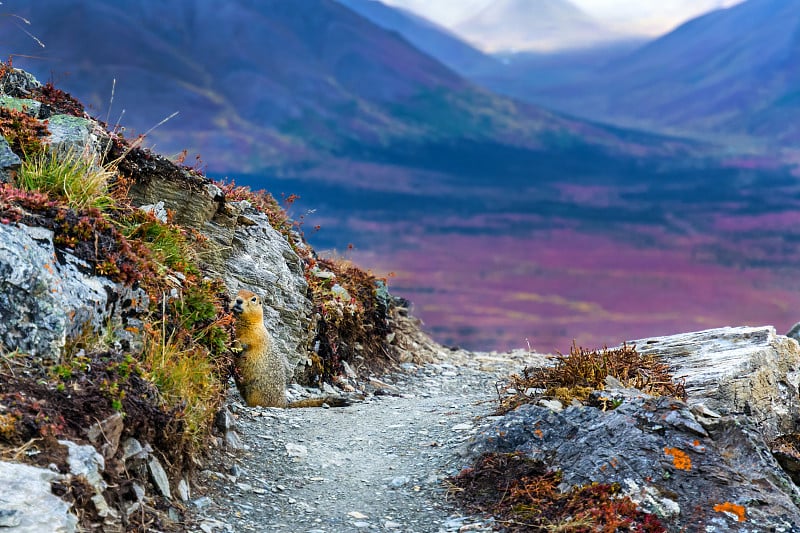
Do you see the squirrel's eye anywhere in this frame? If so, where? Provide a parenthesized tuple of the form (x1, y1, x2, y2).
(251, 297, 257, 303)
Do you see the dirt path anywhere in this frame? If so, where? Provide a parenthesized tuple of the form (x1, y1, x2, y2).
(187, 352, 534, 533)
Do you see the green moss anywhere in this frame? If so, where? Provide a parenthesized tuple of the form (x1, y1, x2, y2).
(0, 95, 40, 115)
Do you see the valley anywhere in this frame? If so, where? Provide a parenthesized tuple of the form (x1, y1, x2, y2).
(9, 0, 800, 352)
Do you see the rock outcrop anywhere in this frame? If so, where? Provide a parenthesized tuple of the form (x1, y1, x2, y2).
(0, 66, 313, 373)
(0, 461, 78, 532)
(124, 162, 312, 376)
(467, 395, 800, 531)
(632, 325, 800, 441)
(466, 326, 800, 531)
(0, 222, 146, 359)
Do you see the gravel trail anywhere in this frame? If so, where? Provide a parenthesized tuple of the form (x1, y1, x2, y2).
(188, 351, 536, 533)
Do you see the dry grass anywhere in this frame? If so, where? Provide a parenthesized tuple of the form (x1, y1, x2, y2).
(448, 452, 666, 533)
(498, 342, 686, 414)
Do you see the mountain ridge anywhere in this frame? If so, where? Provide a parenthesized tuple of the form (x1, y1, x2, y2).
(484, 0, 800, 146)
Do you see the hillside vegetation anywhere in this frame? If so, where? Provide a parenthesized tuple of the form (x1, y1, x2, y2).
(0, 63, 409, 530)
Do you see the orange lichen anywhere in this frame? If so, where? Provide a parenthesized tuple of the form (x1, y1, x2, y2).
(664, 447, 692, 471)
(713, 502, 746, 522)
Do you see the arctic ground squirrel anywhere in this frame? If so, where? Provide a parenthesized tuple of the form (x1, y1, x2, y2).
(231, 289, 350, 408)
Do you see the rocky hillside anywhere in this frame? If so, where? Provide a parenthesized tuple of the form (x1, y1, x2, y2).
(0, 65, 439, 531)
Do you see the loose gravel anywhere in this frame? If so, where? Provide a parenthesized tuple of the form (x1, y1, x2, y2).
(186, 350, 543, 533)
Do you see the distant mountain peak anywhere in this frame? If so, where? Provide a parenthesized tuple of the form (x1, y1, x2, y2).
(452, 0, 627, 52)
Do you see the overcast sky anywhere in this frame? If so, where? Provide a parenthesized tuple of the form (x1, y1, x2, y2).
(381, 0, 745, 36)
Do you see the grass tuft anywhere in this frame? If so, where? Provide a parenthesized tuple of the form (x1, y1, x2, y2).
(498, 342, 685, 414)
(15, 149, 115, 212)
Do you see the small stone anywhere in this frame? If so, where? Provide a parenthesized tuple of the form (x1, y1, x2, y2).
(215, 408, 237, 432)
(139, 201, 168, 223)
(690, 403, 722, 419)
(347, 511, 369, 520)
(148, 456, 172, 499)
(384, 520, 402, 529)
(192, 496, 213, 509)
(132, 483, 145, 503)
(0, 509, 21, 527)
(59, 440, 106, 492)
(168, 507, 182, 523)
(225, 430, 245, 450)
(122, 438, 148, 461)
(537, 399, 563, 412)
(177, 479, 190, 502)
(285, 443, 308, 459)
(125, 502, 141, 518)
(389, 476, 410, 488)
(91, 493, 118, 519)
(86, 412, 124, 460)
(312, 267, 336, 279)
(342, 360, 358, 379)
(452, 423, 473, 431)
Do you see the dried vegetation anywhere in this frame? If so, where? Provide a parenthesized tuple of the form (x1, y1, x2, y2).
(497, 342, 686, 414)
(448, 452, 666, 532)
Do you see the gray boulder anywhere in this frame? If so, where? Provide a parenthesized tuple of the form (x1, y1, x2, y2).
(466, 326, 800, 531)
(630, 325, 800, 441)
(0, 137, 21, 183)
(467, 397, 800, 531)
(0, 223, 147, 360)
(0, 95, 41, 117)
(0, 67, 42, 98)
(0, 461, 77, 532)
(47, 114, 102, 159)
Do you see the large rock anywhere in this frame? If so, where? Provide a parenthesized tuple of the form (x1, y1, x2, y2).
(467, 395, 800, 531)
(127, 169, 312, 376)
(0, 461, 77, 532)
(206, 200, 311, 378)
(630, 325, 800, 441)
(47, 114, 103, 159)
(0, 223, 146, 359)
(466, 326, 800, 530)
(0, 137, 21, 183)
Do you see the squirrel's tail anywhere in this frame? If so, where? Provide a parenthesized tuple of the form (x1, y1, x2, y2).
(287, 396, 352, 408)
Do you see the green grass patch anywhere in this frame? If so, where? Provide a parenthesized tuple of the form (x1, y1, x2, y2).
(15, 149, 115, 211)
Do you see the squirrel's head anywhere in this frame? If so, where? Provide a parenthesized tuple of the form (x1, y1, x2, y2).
(231, 289, 262, 317)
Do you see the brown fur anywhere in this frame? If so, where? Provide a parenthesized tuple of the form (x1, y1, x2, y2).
(231, 289, 352, 409)
(231, 289, 287, 407)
